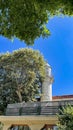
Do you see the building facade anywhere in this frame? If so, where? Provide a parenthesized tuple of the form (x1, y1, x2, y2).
(0, 63, 73, 130)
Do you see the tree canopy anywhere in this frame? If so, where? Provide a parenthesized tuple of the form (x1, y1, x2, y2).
(0, 48, 46, 114)
(57, 105, 73, 130)
(0, 0, 73, 45)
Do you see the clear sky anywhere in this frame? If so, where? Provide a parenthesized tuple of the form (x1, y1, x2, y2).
(0, 16, 73, 96)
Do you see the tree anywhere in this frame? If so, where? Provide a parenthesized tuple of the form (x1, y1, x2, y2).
(0, 48, 46, 114)
(57, 104, 73, 130)
(0, 0, 73, 45)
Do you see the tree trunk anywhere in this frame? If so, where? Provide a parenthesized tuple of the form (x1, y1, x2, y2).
(16, 89, 22, 102)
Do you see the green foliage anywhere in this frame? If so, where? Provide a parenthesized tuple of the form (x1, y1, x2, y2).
(57, 104, 73, 130)
(0, 122, 3, 130)
(0, 48, 46, 114)
(0, 0, 73, 45)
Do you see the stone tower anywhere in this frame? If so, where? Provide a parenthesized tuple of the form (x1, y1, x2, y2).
(41, 63, 53, 101)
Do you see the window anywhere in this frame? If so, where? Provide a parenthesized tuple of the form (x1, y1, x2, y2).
(53, 126, 58, 130)
(10, 125, 31, 130)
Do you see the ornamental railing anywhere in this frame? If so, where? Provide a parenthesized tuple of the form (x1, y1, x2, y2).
(6, 100, 73, 116)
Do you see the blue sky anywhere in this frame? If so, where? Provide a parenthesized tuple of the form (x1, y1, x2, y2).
(0, 16, 73, 96)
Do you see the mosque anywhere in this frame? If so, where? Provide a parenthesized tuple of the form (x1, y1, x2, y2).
(0, 63, 73, 130)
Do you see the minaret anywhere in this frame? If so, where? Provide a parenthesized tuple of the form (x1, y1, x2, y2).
(41, 63, 53, 101)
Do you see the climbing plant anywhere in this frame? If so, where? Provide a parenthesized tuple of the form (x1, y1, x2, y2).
(57, 104, 73, 130)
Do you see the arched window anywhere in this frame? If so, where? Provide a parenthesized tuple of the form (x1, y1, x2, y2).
(41, 124, 58, 130)
(9, 125, 31, 130)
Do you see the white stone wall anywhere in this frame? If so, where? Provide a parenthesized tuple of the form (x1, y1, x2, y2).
(41, 63, 53, 101)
